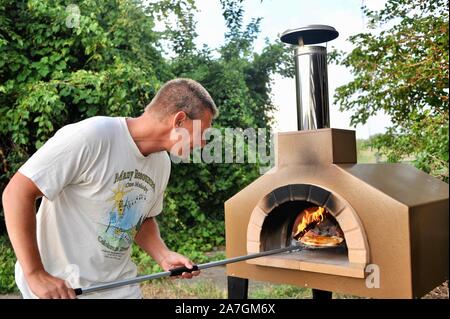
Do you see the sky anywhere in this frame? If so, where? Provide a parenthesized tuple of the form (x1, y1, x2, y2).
(191, 0, 391, 139)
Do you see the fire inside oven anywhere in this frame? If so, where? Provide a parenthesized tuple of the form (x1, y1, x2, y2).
(260, 201, 347, 260)
(292, 206, 344, 246)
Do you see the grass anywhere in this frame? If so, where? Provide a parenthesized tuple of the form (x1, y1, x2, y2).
(140, 278, 315, 299)
(140, 280, 314, 299)
(356, 140, 385, 163)
(141, 279, 226, 299)
(140, 280, 364, 299)
(357, 148, 382, 163)
(356, 139, 415, 164)
(251, 285, 365, 299)
(249, 284, 311, 299)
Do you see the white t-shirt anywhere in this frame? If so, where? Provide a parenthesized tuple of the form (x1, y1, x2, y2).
(15, 116, 171, 299)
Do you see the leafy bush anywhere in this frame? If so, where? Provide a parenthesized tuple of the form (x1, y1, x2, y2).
(0, 0, 291, 289)
(0, 235, 17, 293)
(333, 0, 449, 182)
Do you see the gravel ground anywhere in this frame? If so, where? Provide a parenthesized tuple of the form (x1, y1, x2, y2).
(422, 281, 449, 299)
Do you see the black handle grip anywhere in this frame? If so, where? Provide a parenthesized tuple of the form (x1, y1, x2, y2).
(169, 265, 199, 276)
(74, 288, 83, 296)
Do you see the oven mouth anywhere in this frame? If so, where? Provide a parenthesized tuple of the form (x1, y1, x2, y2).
(291, 206, 346, 248)
(260, 200, 347, 252)
(245, 183, 370, 278)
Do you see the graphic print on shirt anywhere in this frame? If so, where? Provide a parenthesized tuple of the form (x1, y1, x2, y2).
(97, 169, 156, 259)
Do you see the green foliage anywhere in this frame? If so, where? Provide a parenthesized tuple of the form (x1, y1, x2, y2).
(0, 0, 291, 292)
(332, 0, 449, 182)
(155, 0, 292, 257)
(0, 0, 167, 210)
(0, 235, 17, 293)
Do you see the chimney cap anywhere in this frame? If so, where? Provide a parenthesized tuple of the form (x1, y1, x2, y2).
(280, 25, 338, 46)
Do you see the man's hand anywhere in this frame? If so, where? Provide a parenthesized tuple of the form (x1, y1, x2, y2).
(159, 251, 201, 279)
(134, 218, 201, 279)
(26, 269, 77, 299)
(3, 172, 76, 299)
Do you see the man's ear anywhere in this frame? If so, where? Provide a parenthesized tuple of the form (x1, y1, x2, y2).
(172, 111, 187, 128)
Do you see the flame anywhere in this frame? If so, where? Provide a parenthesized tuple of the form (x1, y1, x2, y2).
(293, 206, 326, 238)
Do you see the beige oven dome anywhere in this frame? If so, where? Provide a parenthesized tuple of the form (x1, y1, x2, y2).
(225, 128, 449, 298)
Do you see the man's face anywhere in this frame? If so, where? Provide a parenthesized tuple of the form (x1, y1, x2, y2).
(169, 109, 213, 158)
(184, 110, 213, 150)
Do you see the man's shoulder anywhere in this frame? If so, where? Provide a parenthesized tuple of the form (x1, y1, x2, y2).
(76, 116, 120, 133)
(57, 116, 121, 140)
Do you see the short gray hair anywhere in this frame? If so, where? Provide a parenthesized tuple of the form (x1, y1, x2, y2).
(145, 78, 218, 119)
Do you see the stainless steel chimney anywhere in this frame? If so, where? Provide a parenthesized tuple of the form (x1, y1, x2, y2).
(280, 25, 339, 130)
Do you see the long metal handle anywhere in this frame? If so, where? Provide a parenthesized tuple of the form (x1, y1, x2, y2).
(75, 245, 300, 296)
(197, 245, 299, 270)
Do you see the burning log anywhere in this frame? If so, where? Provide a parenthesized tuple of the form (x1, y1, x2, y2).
(292, 206, 344, 245)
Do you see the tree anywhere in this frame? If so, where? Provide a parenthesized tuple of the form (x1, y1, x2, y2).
(332, 0, 449, 182)
(0, 0, 171, 192)
(156, 0, 292, 260)
(0, 0, 292, 265)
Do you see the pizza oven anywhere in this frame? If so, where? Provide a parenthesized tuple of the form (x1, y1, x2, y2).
(224, 25, 449, 299)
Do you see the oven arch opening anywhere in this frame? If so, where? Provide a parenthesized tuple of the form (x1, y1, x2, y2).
(246, 184, 370, 278)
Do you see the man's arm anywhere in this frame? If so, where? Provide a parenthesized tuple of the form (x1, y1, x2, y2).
(134, 217, 200, 279)
(2, 172, 76, 299)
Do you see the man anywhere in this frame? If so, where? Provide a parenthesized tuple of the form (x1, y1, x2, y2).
(2, 78, 218, 299)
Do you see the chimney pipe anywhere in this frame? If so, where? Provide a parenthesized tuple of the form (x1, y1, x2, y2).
(280, 25, 338, 131)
